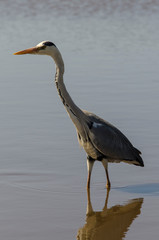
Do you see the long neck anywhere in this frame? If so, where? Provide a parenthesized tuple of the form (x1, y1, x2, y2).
(51, 50, 87, 131)
(55, 66, 82, 119)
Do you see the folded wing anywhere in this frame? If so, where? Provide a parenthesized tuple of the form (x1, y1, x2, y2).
(84, 111, 144, 166)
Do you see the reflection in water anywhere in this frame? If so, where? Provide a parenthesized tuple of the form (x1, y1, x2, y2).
(77, 190, 143, 240)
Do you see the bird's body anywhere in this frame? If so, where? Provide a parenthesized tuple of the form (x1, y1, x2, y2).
(14, 41, 144, 188)
(78, 110, 143, 165)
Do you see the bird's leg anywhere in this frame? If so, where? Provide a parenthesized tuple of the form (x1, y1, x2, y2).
(102, 159, 111, 189)
(86, 187, 93, 215)
(87, 157, 95, 189)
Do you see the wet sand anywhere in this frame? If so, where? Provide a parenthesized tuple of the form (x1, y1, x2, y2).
(0, 1, 159, 239)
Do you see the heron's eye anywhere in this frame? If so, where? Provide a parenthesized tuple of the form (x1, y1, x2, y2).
(44, 41, 56, 47)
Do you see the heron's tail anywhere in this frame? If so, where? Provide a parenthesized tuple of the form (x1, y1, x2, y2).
(134, 148, 144, 167)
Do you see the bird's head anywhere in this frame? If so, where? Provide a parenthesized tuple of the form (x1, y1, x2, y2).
(14, 41, 57, 56)
(14, 40, 64, 72)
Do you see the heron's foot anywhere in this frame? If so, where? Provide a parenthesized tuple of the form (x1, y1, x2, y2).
(106, 182, 111, 189)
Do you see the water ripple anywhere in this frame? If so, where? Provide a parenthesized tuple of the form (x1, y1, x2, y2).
(117, 183, 159, 196)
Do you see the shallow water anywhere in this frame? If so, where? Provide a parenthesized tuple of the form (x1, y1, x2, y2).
(0, 0, 159, 239)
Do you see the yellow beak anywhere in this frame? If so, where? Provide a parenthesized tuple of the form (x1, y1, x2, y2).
(13, 47, 38, 55)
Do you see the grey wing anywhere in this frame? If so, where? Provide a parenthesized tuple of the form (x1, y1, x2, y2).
(84, 111, 144, 166)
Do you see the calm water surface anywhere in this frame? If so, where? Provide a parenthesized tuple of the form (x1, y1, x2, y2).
(0, 0, 159, 239)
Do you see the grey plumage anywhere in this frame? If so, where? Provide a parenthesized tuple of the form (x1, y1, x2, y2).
(83, 110, 143, 166)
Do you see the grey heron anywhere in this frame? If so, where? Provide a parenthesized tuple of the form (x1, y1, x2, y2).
(14, 41, 144, 189)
